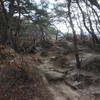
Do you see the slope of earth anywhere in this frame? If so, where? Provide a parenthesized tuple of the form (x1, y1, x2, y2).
(0, 44, 100, 100)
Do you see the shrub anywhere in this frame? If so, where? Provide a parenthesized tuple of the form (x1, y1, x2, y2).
(40, 50, 48, 57)
(41, 40, 53, 49)
(82, 56, 100, 73)
(94, 44, 100, 52)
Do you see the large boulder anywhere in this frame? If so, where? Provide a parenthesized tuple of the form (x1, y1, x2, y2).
(44, 70, 64, 81)
(38, 67, 64, 81)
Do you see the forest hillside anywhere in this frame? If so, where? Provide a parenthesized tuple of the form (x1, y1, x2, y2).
(0, 0, 100, 100)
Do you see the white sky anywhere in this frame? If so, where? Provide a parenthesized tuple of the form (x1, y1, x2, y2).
(34, 0, 100, 34)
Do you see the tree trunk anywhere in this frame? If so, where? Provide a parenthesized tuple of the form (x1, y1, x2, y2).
(68, 0, 81, 69)
(0, 0, 8, 44)
(56, 30, 59, 41)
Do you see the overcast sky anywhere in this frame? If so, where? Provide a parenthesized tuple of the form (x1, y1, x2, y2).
(34, 0, 100, 34)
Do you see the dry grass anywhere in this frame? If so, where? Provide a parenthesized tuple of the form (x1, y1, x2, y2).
(0, 45, 53, 100)
(0, 45, 16, 57)
(0, 64, 53, 100)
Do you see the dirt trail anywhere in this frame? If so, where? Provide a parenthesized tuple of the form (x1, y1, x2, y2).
(12, 52, 100, 100)
(37, 53, 100, 100)
(1, 45, 100, 100)
(37, 56, 80, 100)
(49, 82, 80, 100)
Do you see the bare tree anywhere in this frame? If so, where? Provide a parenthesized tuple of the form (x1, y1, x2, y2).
(68, 0, 81, 69)
(76, 0, 100, 44)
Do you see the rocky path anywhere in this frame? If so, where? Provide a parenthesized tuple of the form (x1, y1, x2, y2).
(37, 56, 80, 100)
(37, 53, 100, 100)
(49, 82, 80, 100)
